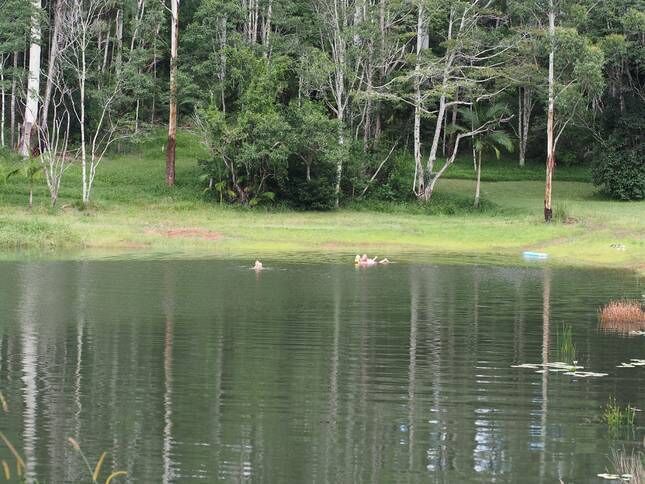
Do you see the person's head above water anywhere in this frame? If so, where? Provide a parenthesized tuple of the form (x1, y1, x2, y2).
(253, 260, 263, 270)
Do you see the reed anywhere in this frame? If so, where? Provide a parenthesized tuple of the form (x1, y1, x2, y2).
(599, 300, 645, 333)
(609, 448, 645, 484)
(0, 394, 126, 482)
(556, 323, 576, 365)
(603, 395, 636, 429)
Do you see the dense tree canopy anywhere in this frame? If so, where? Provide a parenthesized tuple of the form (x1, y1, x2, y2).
(0, 0, 643, 208)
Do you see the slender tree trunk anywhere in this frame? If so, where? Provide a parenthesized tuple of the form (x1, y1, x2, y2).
(423, 92, 446, 199)
(518, 87, 523, 166)
(1, 55, 5, 147)
(101, 24, 110, 72)
(474, 149, 481, 208)
(518, 86, 532, 167)
(544, 0, 555, 222)
(114, 10, 123, 76)
(262, 0, 272, 56)
(450, 97, 458, 158)
(166, 0, 179, 187)
(19, 0, 42, 158)
(80, 37, 88, 204)
(423, 11, 454, 201)
(150, 24, 160, 124)
(41, 0, 64, 135)
(218, 16, 227, 113)
(413, 3, 424, 196)
(334, 106, 344, 207)
(10, 53, 17, 148)
(130, 0, 146, 52)
(135, 99, 140, 133)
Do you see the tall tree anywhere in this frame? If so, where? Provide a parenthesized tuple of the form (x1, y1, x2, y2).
(544, 0, 556, 221)
(62, 0, 126, 205)
(19, 0, 42, 157)
(458, 103, 513, 208)
(542, 0, 605, 221)
(166, 0, 179, 187)
(40, 0, 65, 135)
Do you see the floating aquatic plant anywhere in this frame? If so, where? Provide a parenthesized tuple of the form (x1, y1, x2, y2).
(563, 371, 608, 378)
(617, 359, 645, 369)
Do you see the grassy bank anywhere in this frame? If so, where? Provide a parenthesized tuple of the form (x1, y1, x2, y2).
(0, 131, 642, 272)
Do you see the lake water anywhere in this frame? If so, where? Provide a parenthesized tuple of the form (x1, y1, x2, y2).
(0, 259, 643, 483)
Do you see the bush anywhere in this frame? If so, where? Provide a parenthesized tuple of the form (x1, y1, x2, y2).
(592, 145, 645, 200)
(282, 157, 337, 211)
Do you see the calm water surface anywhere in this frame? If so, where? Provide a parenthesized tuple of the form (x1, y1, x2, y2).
(0, 259, 643, 483)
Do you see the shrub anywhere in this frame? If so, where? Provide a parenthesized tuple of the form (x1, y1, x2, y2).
(282, 157, 337, 211)
(592, 145, 645, 200)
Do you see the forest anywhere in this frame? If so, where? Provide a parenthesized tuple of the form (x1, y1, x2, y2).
(0, 0, 643, 219)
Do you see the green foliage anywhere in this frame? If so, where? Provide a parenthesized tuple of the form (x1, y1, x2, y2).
(346, 191, 500, 216)
(0, 218, 77, 248)
(603, 395, 636, 429)
(197, 57, 291, 205)
(552, 203, 570, 224)
(592, 144, 645, 201)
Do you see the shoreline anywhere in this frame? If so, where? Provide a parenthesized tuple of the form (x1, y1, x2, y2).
(0, 206, 642, 275)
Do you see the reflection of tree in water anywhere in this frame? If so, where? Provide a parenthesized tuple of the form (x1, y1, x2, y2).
(1, 261, 642, 482)
(19, 265, 38, 481)
(162, 265, 175, 484)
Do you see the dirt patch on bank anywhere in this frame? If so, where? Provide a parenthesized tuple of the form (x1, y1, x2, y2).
(147, 227, 223, 241)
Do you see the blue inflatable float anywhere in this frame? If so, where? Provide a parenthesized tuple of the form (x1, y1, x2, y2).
(522, 251, 549, 260)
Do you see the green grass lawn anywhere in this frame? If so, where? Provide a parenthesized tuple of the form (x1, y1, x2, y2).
(0, 130, 642, 273)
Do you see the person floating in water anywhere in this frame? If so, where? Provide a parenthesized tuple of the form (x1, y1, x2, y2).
(354, 254, 390, 266)
(253, 260, 264, 271)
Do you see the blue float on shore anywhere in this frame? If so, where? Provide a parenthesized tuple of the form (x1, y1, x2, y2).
(522, 251, 549, 260)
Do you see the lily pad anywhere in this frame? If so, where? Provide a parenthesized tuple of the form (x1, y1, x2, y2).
(563, 371, 608, 378)
(597, 473, 620, 480)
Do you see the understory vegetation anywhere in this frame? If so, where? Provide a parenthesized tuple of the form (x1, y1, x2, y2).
(0, 0, 643, 216)
(0, 130, 642, 275)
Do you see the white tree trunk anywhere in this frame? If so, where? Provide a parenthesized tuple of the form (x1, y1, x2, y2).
(219, 16, 227, 113)
(1, 55, 5, 147)
(101, 24, 110, 72)
(262, 0, 272, 56)
(423, 9, 454, 200)
(474, 149, 482, 207)
(41, 0, 64, 134)
(544, 0, 555, 222)
(413, 3, 424, 196)
(114, 9, 123, 76)
(80, 34, 88, 204)
(334, 104, 344, 207)
(19, 0, 42, 158)
(10, 52, 17, 148)
(518, 86, 532, 167)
